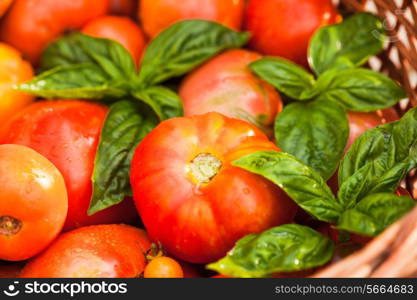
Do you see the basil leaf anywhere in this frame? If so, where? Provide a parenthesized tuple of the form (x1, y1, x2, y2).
(17, 63, 128, 99)
(233, 151, 343, 223)
(207, 224, 334, 277)
(275, 100, 349, 180)
(138, 20, 249, 87)
(315, 68, 405, 112)
(308, 13, 385, 75)
(338, 107, 417, 207)
(249, 57, 316, 100)
(41, 33, 136, 79)
(337, 193, 415, 236)
(89, 100, 158, 215)
(132, 86, 183, 121)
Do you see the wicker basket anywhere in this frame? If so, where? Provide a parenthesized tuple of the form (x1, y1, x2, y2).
(314, 0, 417, 278)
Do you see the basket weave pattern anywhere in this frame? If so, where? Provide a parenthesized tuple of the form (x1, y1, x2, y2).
(314, 0, 417, 278)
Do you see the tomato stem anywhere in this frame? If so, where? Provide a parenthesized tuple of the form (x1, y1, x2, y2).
(0, 216, 22, 236)
(188, 153, 222, 184)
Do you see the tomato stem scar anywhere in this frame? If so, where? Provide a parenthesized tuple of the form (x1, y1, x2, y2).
(188, 153, 222, 184)
(0, 216, 22, 236)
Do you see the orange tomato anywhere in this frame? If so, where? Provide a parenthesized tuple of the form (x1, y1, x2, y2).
(0, 0, 110, 64)
(0, 144, 68, 261)
(82, 15, 146, 66)
(0, 0, 13, 17)
(139, 0, 245, 38)
(21, 225, 151, 278)
(144, 257, 184, 278)
(0, 43, 34, 123)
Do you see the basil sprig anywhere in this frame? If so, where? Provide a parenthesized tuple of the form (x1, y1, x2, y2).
(250, 13, 405, 181)
(17, 20, 248, 214)
(208, 224, 334, 278)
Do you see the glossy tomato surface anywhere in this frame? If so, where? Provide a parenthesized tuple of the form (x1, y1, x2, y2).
(0, 42, 34, 123)
(0, 100, 137, 230)
(0, 144, 67, 261)
(144, 257, 184, 278)
(180, 49, 283, 134)
(246, 0, 339, 66)
(82, 15, 146, 66)
(0, 0, 110, 63)
(131, 112, 297, 263)
(21, 225, 151, 278)
(139, 0, 245, 38)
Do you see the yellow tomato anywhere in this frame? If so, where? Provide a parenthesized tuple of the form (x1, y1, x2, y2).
(0, 43, 34, 123)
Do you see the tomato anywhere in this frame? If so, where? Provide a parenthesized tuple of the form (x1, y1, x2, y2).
(0, 43, 34, 123)
(0, 0, 13, 18)
(179, 49, 283, 135)
(81, 15, 146, 66)
(109, 0, 136, 17)
(139, 0, 245, 38)
(130, 112, 297, 263)
(0, 144, 68, 261)
(0, 100, 138, 231)
(20, 225, 151, 278)
(144, 257, 184, 278)
(0, 0, 110, 64)
(245, 0, 340, 66)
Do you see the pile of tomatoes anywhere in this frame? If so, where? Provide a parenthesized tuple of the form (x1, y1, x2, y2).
(0, 0, 410, 278)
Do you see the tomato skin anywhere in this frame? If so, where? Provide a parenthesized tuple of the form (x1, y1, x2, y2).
(179, 49, 283, 132)
(20, 225, 151, 278)
(131, 112, 297, 263)
(82, 15, 146, 66)
(0, 43, 34, 123)
(144, 257, 184, 278)
(109, 0, 136, 17)
(0, 0, 13, 17)
(0, 100, 137, 231)
(245, 0, 339, 66)
(139, 0, 245, 38)
(0, 144, 68, 261)
(0, 0, 110, 64)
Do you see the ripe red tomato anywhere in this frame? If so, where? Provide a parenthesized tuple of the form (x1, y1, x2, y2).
(179, 49, 283, 135)
(245, 0, 340, 66)
(109, 0, 136, 17)
(0, 0, 110, 64)
(0, 0, 13, 18)
(130, 112, 297, 263)
(0, 100, 138, 231)
(0, 144, 68, 261)
(81, 15, 147, 66)
(139, 0, 245, 38)
(20, 225, 151, 278)
(144, 257, 184, 278)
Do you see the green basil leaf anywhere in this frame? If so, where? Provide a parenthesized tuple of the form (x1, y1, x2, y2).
(337, 193, 415, 236)
(338, 107, 417, 207)
(233, 151, 343, 223)
(249, 57, 316, 100)
(138, 20, 249, 86)
(89, 100, 158, 215)
(41, 33, 136, 79)
(308, 13, 385, 75)
(207, 224, 334, 277)
(275, 100, 349, 180)
(315, 68, 405, 112)
(132, 86, 183, 121)
(17, 63, 128, 99)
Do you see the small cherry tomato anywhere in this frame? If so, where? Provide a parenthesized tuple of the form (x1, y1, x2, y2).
(0, 144, 68, 261)
(20, 225, 151, 278)
(144, 257, 184, 278)
(139, 0, 245, 38)
(131, 112, 297, 263)
(82, 15, 146, 66)
(179, 49, 283, 135)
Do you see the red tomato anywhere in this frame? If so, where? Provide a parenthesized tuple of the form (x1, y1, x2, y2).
(0, 0, 110, 64)
(81, 15, 147, 66)
(179, 49, 283, 135)
(20, 225, 151, 278)
(0, 100, 137, 231)
(245, 0, 340, 66)
(144, 256, 184, 278)
(130, 112, 297, 263)
(0, 0, 13, 18)
(139, 0, 245, 38)
(0, 144, 68, 261)
(109, 0, 136, 17)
